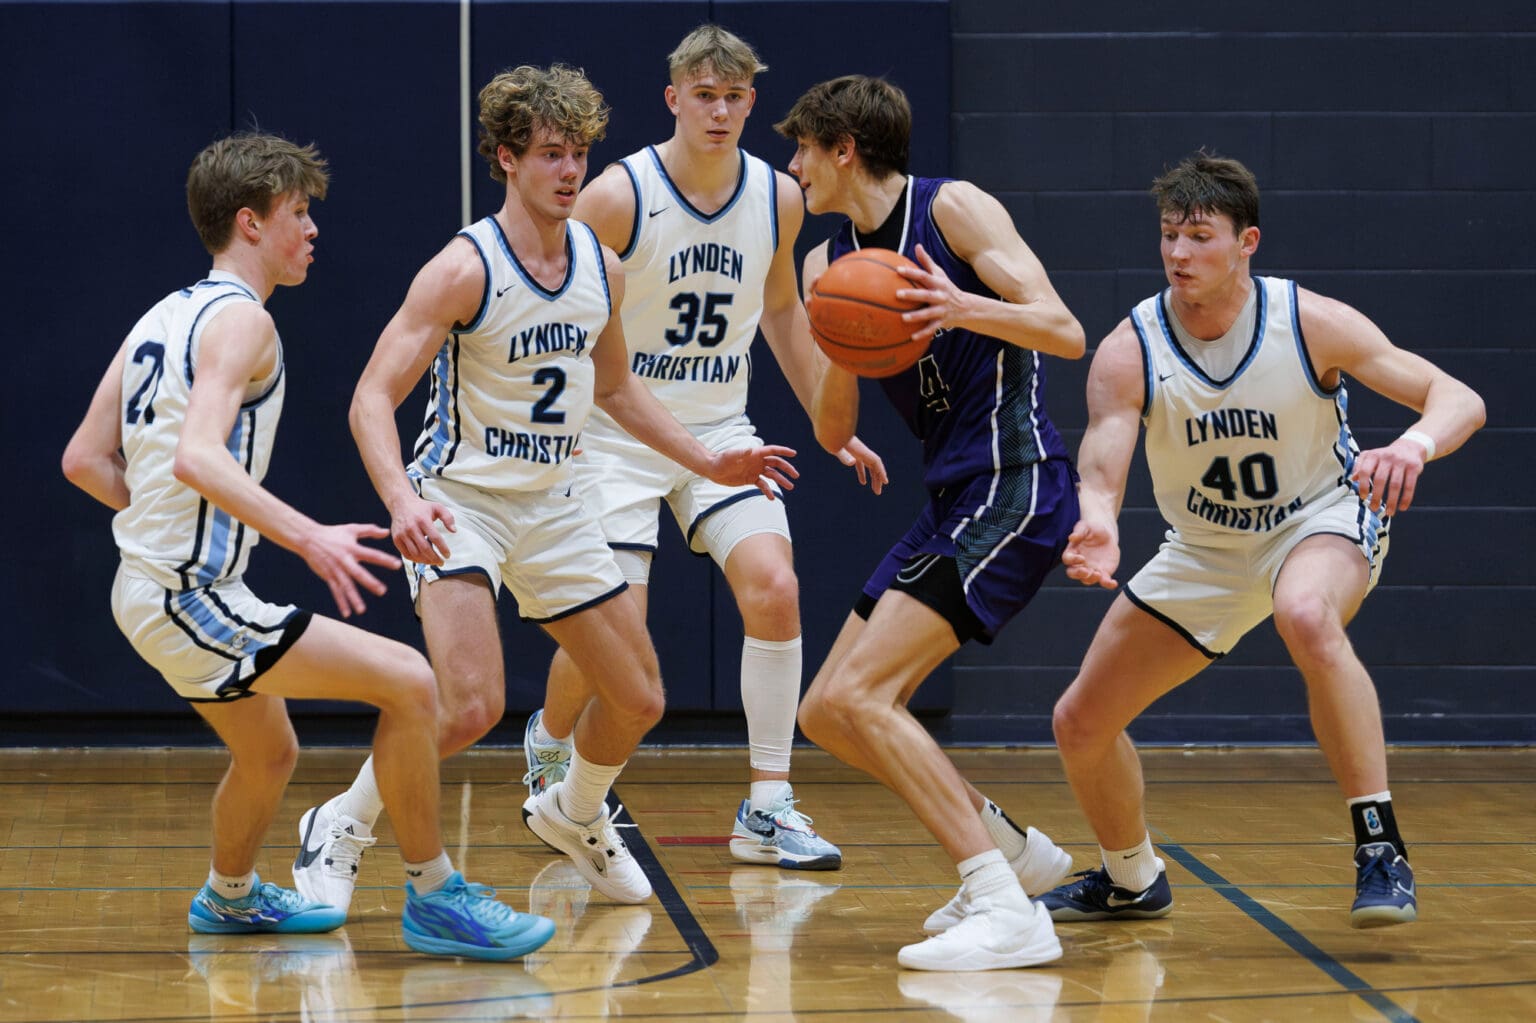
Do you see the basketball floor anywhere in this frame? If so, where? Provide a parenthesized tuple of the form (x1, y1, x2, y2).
(2, 746, 1531, 1021)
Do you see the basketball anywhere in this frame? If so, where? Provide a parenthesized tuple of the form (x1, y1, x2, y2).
(808, 248, 929, 378)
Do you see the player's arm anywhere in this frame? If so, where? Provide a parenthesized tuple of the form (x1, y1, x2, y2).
(591, 248, 798, 499)
(175, 303, 400, 616)
(350, 238, 484, 566)
(759, 172, 887, 492)
(61, 339, 132, 511)
(901, 180, 1085, 359)
(572, 163, 638, 253)
(1064, 318, 1146, 590)
(803, 242, 862, 455)
(1299, 288, 1486, 516)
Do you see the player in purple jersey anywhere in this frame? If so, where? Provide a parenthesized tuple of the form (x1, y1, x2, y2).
(775, 76, 1085, 971)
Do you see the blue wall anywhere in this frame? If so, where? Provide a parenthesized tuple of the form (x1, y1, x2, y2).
(947, 1, 1535, 742)
(12, 0, 950, 728)
(9, 0, 1530, 743)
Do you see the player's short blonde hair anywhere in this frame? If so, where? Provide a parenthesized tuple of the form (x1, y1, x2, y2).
(667, 24, 767, 85)
(477, 64, 610, 182)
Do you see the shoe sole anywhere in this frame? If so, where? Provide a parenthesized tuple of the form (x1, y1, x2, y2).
(188, 909, 346, 935)
(402, 916, 556, 960)
(729, 838, 842, 871)
(1044, 904, 1173, 922)
(1350, 905, 1417, 928)
(523, 796, 653, 904)
(897, 930, 1063, 971)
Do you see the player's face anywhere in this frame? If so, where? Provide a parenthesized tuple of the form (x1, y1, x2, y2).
(503, 126, 589, 222)
(787, 138, 839, 216)
(1160, 210, 1255, 299)
(262, 190, 318, 287)
(667, 68, 755, 152)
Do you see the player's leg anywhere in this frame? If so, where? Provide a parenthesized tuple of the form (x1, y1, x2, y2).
(189, 693, 345, 935)
(710, 511, 842, 870)
(799, 592, 1060, 970)
(261, 614, 554, 958)
(1040, 596, 1210, 921)
(522, 589, 663, 904)
(1272, 532, 1413, 927)
(526, 562, 648, 799)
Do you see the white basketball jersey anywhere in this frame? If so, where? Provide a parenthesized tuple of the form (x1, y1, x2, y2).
(1133, 277, 1361, 546)
(113, 271, 284, 589)
(593, 145, 777, 425)
(409, 217, 609, 492)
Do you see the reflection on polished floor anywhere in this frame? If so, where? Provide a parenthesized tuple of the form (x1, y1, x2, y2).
(1, 746, 1532, 1021)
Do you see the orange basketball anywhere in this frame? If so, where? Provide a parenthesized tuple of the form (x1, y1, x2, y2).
(808, 248, 929, 378)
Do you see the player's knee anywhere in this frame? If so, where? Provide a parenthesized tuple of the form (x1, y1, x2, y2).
(439, 679, 505, 752)
(1052, 690, 1105, 759)
(373, 655, 439, 720)
(735, 566, 800, 634)
(1274, 597, 1347, 664)
(231, 725, 300, 784)
(797, 676, 864, 747)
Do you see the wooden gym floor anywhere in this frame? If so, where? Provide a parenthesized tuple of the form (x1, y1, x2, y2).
(0, 745, 1532, 1022)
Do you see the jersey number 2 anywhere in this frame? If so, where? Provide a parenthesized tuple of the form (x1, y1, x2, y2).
(531, 367, 566, 424)
(124, 340, 166, 425)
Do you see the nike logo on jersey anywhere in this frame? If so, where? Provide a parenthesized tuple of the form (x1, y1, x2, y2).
(1158, 372, 1174, 382)
(648, 206, 668, 218)
(496, 283, 516, 297)
(896, 553, 941, 585)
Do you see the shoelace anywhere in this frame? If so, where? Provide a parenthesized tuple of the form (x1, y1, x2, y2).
(521, 758, 568, 789)
(322, 826, 376, 874)
(766, 798, 817, 833)
(441, 879, 519, 924)
(1356, 851, 1400, 896)
(256, 882, 316, 913)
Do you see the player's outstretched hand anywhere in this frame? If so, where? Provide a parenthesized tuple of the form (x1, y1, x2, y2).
(301, 523, 402, 618)
(835, 435, 888, 495)
(707, 445, 799, 500)
(1349, 438, 1426, 517)
(1062, 519, 1121, 590)
(895, 243, 970, 344)
(388, 495, 456, 567)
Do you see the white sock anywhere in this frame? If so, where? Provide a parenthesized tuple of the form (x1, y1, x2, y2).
(1102, 835, 1163, 893)
(750, 780, 794, 813)
(979, 799, 1028, 862)
(957, 849, 1017, 901)
(535, 712, 570, 746)
(208, 867, 255, 901)
(403, 851, 455, 895)
(558, 749, 624, 825)
(741, 635, 801, 775)
(334, 755, 384, 831)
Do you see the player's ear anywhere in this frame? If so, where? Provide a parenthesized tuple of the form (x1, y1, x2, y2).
(835, 134, 855, 164)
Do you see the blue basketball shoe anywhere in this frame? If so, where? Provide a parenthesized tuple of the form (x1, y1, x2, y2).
(1350, 842, 1416, 928)
(730, 796, 842, 870)
(1035, 866, 1173, 921)
(402, 872, 556, 960)
(521, 710, 571, 798)
(189, 875, 345, 934)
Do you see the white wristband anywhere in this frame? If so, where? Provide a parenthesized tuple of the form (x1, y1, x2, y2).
(1400, 429, 1436, 461)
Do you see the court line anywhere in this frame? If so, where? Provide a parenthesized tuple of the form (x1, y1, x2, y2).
(0, 791, 716, 1023)
(1158, 840, 1419, 1023)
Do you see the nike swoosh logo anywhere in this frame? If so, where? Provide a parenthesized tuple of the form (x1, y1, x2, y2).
(496, 284, 515, 297)
(1105, 889, 1154, 907)
(295, 815, 327, 868)
(1158, 372, 1174, 381)
(896, 553, 940, 585)
(648, 207, 668, 218)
